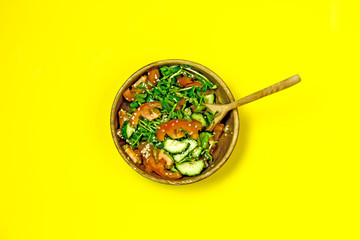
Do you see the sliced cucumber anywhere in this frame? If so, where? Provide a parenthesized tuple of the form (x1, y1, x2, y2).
(169, 165, 178, 172)
(173, 139, 198, 162)
(203, 93, 215, 104)
(173, 139, 198, 163)
(121, 121, 135, 139)
(191, 147, 202, 158)
(199, 131, 214, 150)
(191, 113, 208, 127)
(163, 139, 189, 154)
(176, 160, 205, 176)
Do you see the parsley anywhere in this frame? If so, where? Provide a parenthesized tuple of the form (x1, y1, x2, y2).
(160, 100, 172, 112)
(129, 101, 139, 108)
(135, 93, 147, 103)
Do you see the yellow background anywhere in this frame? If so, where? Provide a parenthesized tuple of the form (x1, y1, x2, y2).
(1, 0, 359, 239)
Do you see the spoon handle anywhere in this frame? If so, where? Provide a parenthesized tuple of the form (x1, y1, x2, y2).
(226, 74, 301, 110)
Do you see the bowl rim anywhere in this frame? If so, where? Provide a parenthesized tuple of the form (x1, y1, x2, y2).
(110, 59, 239, 185)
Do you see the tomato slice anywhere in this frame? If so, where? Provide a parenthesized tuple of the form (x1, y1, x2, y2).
(147, 69, 159, 86)
(177, 75, 203, 88)
(165, 128, 186, 140)
(177, 76, 194, 87)
(129, 101, 162, 126)
(148, 156, 182, 179)
(156, 119, 202, 141)
(157, 149, 174, 169)
(132, 75, 147, 89)
(155, 159, 182, 179)
(213, 123, 224, 141)
(118, 109, 129, 128)
(123, 88, 136, 101)
(139, 142, 182, 179)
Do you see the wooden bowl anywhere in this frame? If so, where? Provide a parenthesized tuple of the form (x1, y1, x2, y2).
(110, 59, 239, 185)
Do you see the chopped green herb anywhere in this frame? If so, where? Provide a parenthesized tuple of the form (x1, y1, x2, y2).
(129, 101, 139, 108)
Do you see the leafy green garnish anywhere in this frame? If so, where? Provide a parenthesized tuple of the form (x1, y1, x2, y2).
(176, 110, 184, 119)
(159, 65, 181, 79)
(135, 93, 147, 103)
(205, 110, 218, 124)
(160, 100, 172, 112)
(129, 101, 139, 109)
(125, 64, 218, 151)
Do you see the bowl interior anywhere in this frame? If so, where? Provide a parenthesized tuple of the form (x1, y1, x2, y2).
(110, 60, 239, 185)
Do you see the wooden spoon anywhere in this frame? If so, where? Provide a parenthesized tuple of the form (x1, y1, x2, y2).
(203, 74, 301, 131)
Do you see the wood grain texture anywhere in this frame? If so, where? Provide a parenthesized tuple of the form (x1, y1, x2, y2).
(204, 75, 301, 130)
(110, 59, 240, 185)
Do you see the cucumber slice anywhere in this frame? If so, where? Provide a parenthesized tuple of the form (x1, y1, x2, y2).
(199, 131, 214, 149)
(195, 105, 206, 112)
(173, 139, 198, 163)
(121, 121, 135, 139)
(163, 139, 189, 154)
(191, 147, 202, 158)
(191, 113, 208, 127)
(169, 165, 178, 172)
(203, 93, 215, 104)
(176, 160, 205, 176)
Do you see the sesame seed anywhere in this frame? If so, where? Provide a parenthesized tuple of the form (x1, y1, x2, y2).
(188, 124, 191, 126)
(140, 143, 151, 159)
(194, 125, 198, 128)
(189, 132, 193, 135)
(162, 129, 165, 132)
(172, 123, 175, 126)
(175, 120, 178, 123)
(134, 112, 137, 115)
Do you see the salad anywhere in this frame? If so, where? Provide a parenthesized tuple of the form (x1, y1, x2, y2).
(117, 65, 225, 179)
